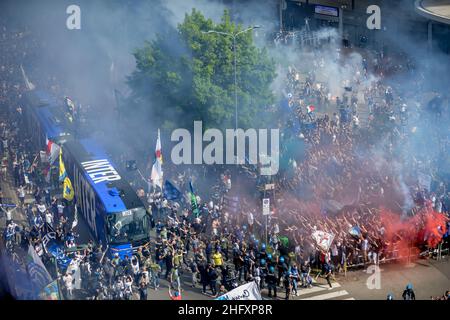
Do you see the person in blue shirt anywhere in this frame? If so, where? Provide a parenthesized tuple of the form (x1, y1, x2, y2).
(289, 264, 300, 296)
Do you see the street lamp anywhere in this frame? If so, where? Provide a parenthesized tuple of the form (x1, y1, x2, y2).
(202, 25, 261, 130)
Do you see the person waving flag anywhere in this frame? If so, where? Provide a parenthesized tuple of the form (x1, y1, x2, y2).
(151, 129, 163, 190)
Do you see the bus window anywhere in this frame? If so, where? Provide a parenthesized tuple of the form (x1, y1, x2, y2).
(105, 207, 150, 245)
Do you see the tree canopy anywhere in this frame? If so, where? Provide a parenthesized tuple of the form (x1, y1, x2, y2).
(127, 9, 276, 131)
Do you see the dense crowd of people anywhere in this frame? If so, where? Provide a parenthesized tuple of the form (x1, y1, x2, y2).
(0, 16, 449, 302)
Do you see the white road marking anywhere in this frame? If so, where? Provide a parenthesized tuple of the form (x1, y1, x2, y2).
(296, 282, 341, 296)
(301, 290, 350, 300)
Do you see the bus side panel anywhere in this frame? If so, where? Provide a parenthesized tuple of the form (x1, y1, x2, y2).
(95, 198, 107, 248)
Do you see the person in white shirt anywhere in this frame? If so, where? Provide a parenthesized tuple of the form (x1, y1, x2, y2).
(247, 211, 254, 233)
(63, 273, 74, 297)
(1, 206, 15, 225)
(124, 275, 133, 300)
(45, 211, 53, 226)
(37, 202, 46, 215)
(57, 202, 65, 218)
(17, 186, 25, 207)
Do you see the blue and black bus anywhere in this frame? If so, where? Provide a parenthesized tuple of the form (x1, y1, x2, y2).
(62, 138, 152, 258)
(22, 90, 72, 148)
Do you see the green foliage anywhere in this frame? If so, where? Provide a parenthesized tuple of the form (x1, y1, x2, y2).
(127, 9, 276, 130)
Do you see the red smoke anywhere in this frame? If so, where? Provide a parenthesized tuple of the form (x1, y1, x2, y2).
(380, 207, 448, 256)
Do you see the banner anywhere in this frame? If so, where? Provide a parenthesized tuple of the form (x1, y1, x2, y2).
(216, 281, 262, 301)
(26, 245, 53, 295)
(312, 230, 335, 252)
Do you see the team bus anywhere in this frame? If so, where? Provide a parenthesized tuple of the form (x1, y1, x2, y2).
(62, 138, 152, 258)
(21, 90, 73, 148)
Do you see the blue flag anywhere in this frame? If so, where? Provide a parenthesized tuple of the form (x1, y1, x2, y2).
(163, 180, 181, 200)
(349, 226, 362, 238)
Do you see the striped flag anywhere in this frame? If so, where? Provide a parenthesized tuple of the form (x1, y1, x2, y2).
(46, 136, 60, 165)
(151, 129, 163, 189)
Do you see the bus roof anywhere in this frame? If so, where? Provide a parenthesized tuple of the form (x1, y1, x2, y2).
(34, 106, 68, 141)
(24, 89, 60, 108)
(24, 90, 72, 143)
(64, 138, 144, 214)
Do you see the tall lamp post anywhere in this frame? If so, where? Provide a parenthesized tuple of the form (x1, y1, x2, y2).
(202, 25, 261, 130)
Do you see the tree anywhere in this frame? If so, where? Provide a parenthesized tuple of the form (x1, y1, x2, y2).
(127, 9, 276, 131)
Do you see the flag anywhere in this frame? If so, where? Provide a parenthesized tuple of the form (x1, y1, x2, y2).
(71, 204, 78, 230)
(151, 129, 163, 189)
(26, 245, 52, 294)
(64, 97, 76, 122)
(163, 180, 181, 200)
(216, 281, 262, 300)
(189, 181, 200, 217)
(349, 226, 362, 238)
(20, 65, 36, 90)
(46, 136, 60, 165)
(59, 148, 67, 182)
(312, 230, 334, 252)
(59, 148, 74, 201)
(39, 280, 60, 300)
(279, 236, 289, 248)
(45, 241, 72, 273)
(63, 176, 74, 201)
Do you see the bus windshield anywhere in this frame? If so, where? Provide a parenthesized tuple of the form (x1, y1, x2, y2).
(106, 207, 150, 245)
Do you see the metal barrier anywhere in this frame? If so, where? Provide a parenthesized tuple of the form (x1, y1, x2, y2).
(343, 243, 448, 272)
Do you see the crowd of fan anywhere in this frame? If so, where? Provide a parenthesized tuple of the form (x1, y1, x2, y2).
(1, 18, 449, 301)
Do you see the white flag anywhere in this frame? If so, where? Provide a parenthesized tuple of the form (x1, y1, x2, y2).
(20, 65, 36, 91)
(312, 230, 335, 252)
(71, 205, 78, 230)
(151, 129, 163, 189)
(216, 281, 262, 300)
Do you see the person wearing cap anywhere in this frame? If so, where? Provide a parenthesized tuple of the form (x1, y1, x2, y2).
(277, 256, 288, 287)
(266, 265, 277, 298)
(402, 283, 416, 300)
(283, 270, 292, 300)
